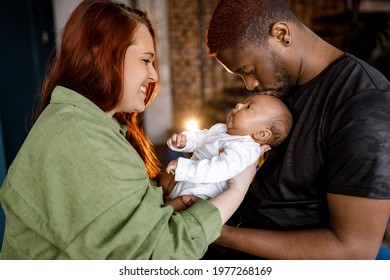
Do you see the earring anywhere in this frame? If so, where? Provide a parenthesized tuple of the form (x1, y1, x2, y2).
(284, 40, 290, 46)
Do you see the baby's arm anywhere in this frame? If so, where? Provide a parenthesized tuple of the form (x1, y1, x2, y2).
(175, 141, 261, 183)
(167, 133, 187, 149)
(166, 159, 178, 175)
(167, 129, 210, 153)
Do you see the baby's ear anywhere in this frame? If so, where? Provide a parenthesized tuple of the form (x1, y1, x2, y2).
(252, 129, 272, 144)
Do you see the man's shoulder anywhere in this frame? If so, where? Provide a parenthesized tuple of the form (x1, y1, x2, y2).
(334, 53, 390, 91)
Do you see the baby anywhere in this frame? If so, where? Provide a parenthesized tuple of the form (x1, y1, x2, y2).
(165, 94, 292, 211)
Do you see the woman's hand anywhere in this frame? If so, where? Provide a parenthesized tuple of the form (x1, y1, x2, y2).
(209, 162, 257, 224)
(227, 161, 257, 193)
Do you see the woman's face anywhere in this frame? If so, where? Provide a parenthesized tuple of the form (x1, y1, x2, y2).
(108, 24, 158, 116)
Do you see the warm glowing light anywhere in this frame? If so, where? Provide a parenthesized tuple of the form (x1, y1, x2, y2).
(186, 119, 199, 132)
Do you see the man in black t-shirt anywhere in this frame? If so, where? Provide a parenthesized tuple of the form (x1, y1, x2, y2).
(206, 0, 390, 259)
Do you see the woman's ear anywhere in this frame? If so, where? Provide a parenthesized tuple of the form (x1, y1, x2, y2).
(252, 129, 272, 144)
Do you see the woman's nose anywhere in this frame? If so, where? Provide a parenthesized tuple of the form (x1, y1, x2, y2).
(149, 64, 158, 83)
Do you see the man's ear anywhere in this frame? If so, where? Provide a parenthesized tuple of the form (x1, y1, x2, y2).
(271, 22, 291, 45)
(252, 129, 272, 144)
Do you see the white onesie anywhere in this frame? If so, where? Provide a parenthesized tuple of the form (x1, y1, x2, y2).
(168, 123, 262, 199)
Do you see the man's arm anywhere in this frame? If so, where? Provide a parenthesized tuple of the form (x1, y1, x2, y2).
(165, 195, 200, 212)
(216, 194, 390, 259)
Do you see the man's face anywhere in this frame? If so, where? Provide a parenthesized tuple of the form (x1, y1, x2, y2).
(216, 43, 295, 97)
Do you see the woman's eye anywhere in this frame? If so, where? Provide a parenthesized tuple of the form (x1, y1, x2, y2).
(143, 59, 152, 64)
(246, 105, 252, 109)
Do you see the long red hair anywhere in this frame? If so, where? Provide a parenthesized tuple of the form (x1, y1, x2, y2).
(37, 0, 161, 178)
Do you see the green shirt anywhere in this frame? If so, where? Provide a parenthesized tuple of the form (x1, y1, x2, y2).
(0, 86, 221, 259)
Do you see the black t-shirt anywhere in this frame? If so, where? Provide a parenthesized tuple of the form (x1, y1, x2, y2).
(242, 53, 390, 230)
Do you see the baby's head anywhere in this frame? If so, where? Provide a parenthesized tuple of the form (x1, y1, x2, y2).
(226, 95, 292, 147)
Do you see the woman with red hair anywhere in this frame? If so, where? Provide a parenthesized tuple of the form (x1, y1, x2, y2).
(0, 0, 255, 259)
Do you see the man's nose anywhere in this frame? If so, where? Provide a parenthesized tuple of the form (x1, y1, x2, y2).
(243, 76, 259, 91)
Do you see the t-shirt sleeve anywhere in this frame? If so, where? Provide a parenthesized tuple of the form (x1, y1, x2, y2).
(325, 89, 390, 198)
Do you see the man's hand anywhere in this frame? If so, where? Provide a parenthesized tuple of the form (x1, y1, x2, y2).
(165, 195, 200, 212)
(158, 169, 176, 197)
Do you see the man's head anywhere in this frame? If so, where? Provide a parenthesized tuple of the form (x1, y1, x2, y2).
(226, 94, 292, 147)
(207, 0, 300, 55)
(207, 0, 303, 96)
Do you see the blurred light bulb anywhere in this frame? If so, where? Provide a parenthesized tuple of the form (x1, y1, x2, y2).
(186, 119, 199, 132)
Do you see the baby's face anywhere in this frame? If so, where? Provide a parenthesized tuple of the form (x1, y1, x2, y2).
(226, 95, 277, 136)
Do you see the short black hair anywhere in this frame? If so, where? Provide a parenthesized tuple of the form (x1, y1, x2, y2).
(207, 0, 300, 55)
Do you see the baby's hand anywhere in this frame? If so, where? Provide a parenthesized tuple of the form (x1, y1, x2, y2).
(166, 159, 179, 175)
(167, 133, 187, 148)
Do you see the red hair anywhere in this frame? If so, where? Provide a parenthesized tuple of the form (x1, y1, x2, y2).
(38, 0, 161, 178)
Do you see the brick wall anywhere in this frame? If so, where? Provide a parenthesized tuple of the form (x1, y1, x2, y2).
(168, 0, 244, 132)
